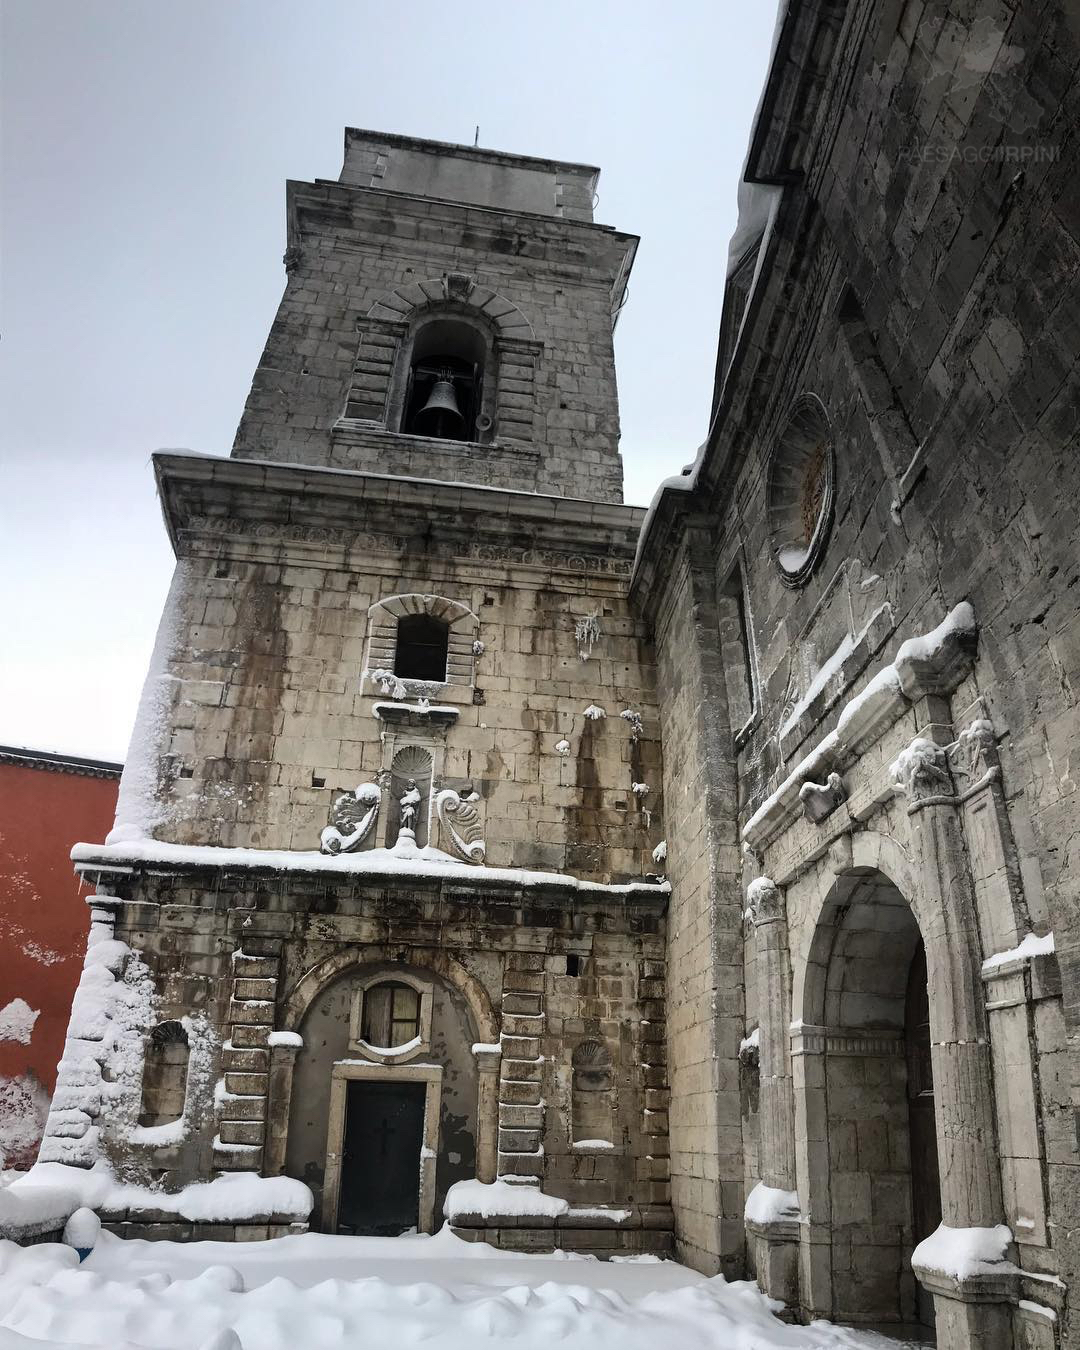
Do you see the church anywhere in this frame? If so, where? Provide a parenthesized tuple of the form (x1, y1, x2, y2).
(33, 3, 1079, 1349)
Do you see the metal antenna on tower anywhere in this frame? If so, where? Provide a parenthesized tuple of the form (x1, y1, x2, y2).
(474, 126, 480, 147)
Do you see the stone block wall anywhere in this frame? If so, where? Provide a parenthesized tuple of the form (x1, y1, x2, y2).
(230, 176, 632, 503)
(83, 866, 669, 1249)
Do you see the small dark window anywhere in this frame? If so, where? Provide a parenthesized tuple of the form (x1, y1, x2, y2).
(566, 954, 582, 977)
(361, 982, 421, 1048)
(395, 614, 449, 682)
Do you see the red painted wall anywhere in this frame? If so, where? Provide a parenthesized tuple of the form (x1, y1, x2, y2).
(0, 758, 118, 1169)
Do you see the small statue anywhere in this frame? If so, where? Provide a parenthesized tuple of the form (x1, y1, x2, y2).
(399, 780, 422, 836)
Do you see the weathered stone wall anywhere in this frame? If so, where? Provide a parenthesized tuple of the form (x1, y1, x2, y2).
(649, 533, 744, 1276)
(147, 535, 662, 885)
(230, 162, 632, 504)
(634, 0, 1080, 1337)
(78, 869, 669, 1246)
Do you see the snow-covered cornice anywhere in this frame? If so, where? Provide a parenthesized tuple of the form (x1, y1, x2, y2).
(742, 603, 978, 853)
(71, 835, 670, 902)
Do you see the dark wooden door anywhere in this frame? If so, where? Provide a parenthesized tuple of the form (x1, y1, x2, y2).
(906, 940, 941, 1329)
(338, 1080, 426, 1235)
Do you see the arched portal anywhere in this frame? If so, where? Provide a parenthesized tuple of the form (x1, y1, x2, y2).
(282, 958, 483, 1236)
(797, 866, 940, 1331)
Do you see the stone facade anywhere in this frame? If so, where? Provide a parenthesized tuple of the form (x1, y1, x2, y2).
(43, 132, 671, 1260)
(633, 3, 1079, 1347)
(31, 3, 1080, 1346)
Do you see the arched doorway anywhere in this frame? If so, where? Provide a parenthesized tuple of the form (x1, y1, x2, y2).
(799, 867, 940, 1331)
(283, 960, 481, 1234)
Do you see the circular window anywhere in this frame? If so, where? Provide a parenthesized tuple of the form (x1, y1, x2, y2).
(766, 395, 834, 585)
(360, 981, 421, 1049)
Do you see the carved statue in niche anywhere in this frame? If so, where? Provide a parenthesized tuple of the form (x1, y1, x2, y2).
(387, 746, 433, 848)
(398, 781, 422, 838)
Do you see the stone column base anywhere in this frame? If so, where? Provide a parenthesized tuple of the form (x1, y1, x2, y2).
(916, 1265, 1018, 1350)
(746, 1216, 801, 1308)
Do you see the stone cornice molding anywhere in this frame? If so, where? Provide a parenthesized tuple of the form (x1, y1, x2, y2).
(153, 453, 643, 579)
(741, 603, 978, 854)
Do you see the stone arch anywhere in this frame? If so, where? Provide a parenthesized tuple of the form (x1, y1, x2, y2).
(789, 824, 1004, 1331)
(793, 862, 932, 1327)
(282, 945, 497, 1044)
(368, 277, 534, 340)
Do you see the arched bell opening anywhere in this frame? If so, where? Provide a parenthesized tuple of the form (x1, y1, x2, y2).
(401, 316, 490, 442)
(799, 867, 940, 1333)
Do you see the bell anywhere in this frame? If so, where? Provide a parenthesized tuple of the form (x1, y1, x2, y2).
(413, 375, 464, 436)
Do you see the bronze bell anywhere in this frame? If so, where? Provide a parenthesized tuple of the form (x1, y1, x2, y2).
(414, 374, 464, 436)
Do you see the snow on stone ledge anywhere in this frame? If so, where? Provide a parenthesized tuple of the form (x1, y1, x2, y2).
(742, 602, 977, 849)
(444, 1178, 568, 1222)
(4, 1161, 312, 1230)
(71, 835, 669, 897)
(267, 1031, 304, 1049)
(744, 1181, 799, 1226)
(982, 931, 1055, 973)
(911, 1222, 1014, 1280)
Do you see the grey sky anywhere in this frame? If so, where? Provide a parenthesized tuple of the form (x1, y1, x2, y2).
(0, 0, 777, 762)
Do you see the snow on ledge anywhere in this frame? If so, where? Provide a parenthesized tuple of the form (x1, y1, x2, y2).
(982, 931, 1055, 973)
(911, 1222, 1014, 1280)
(744, 1181, 800, 1226)
(5, 1161, 313, 1227)
(268, 1031, 304, 1049)
(71, 835, 669, 897)
(444, 1178, 568, 1222)
(742, 602, 977, 849)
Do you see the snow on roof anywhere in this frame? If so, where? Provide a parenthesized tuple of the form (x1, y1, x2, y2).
(71, 835, 669, 899)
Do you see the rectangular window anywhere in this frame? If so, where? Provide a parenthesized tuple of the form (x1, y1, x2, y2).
(718, 561, 759, 743)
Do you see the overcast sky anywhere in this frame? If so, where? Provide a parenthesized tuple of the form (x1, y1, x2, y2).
(0, 0, 777, 762)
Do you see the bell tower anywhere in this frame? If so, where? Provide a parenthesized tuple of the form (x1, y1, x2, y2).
(232, 129, 638, 504)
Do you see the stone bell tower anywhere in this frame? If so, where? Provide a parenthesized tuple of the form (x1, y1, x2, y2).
(53, 128, 671, 1254)
(232, 128, 637, 503)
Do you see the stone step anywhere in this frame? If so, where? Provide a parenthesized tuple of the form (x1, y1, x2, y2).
(501, 1013, 545, 1036)
(499, 1080, 542, 1107)
(218, 1119, 265, 1147)
(228, 999, 276, 1026)
(497, 1152, 544, 1179)
(501, 992, 542, 1016)
(233, 977, 278, 1001)
(231, 954, 279, 979)
(221, 1046, 268, 1073)
(498, 1127, 541, 1154)
(498, 1103, 543, 1130)
(500, 1058, 542, 1082)
(224, 1071, 268, 1096)
(500, 1035, 540, 1059)
(213, 1145, 263, 1172)
(501, 971, 544, 994)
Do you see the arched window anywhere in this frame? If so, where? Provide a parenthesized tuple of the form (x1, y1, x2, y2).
(401, 317, 489, 443)
(571, 1039, 614, 1145)
(139, 1020, 189, 1128)
(395, 613, 449, 682)
(360, 982, 422, 1049)
(766, 394, 834, 586)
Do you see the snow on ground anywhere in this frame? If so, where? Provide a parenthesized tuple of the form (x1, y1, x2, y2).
(0, 1227, 928, 1350)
